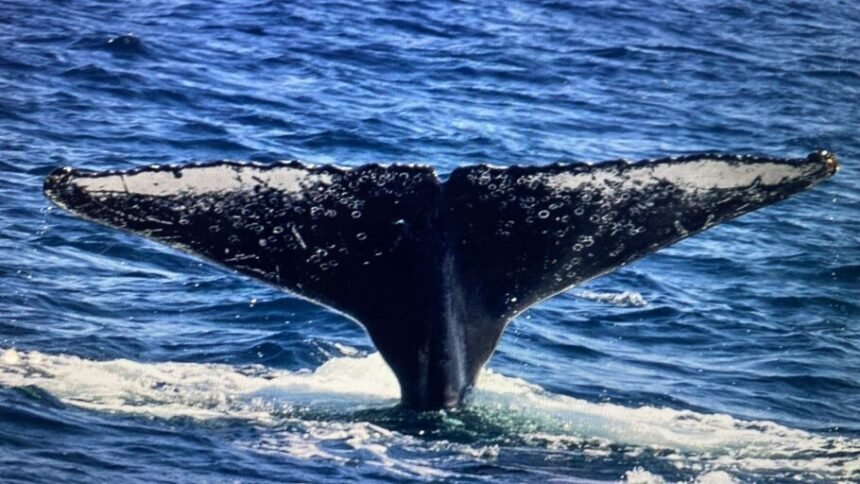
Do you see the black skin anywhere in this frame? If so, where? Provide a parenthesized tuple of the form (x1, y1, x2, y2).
(44, 151, 838, 410)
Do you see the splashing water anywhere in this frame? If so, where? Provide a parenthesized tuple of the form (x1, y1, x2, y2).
(2, 348, 857, 482)
(574, 290, 648, 307)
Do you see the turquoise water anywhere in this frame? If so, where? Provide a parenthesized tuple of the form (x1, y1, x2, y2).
(1, 1, 858, 482)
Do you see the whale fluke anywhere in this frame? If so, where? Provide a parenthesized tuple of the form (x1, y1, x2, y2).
(44, 151, 839, 409)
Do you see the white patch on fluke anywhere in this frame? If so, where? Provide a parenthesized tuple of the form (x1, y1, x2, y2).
(73, 164, 333, 198)
(539, 159, 815, 193)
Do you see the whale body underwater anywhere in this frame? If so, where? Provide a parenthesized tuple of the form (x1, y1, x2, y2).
(44, 151, 839, 410)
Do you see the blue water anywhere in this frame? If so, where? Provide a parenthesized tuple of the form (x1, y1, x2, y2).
(2, 1, 858, 482)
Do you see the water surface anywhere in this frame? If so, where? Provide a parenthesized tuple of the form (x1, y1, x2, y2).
(1, 1, 858, 482)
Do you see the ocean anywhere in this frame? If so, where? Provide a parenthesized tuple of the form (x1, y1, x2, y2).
(1, 1, 858, 482)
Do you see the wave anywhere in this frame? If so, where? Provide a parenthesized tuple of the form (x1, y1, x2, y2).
(1, 348, 857, 481)
(574, 289, 648, 307)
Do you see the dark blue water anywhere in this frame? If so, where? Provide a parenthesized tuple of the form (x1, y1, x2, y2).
(2, 1, 858, 482)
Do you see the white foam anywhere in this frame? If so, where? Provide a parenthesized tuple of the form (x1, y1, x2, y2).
(1, 348, 857, 481)
(472, 371, 859, 479)
(623, 469, 738, 484)
(0, 348, 398, 420)
(575, 290, 648, 307)
(1, 347, 20, 365)
(74, 164, 333, 198)
(243, 420, 454, 479)
(695, 470, 737, 484)
(624, 467, 666, 483)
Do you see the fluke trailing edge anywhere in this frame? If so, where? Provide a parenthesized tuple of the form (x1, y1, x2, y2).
(44, 151, 839, 409)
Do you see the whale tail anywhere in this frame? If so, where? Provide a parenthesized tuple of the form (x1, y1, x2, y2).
(44, 151, 838, 409)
